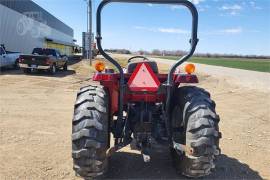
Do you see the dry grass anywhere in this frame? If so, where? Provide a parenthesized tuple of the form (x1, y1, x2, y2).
(157, 63, 170, 73)
(93, 56, 128, 72)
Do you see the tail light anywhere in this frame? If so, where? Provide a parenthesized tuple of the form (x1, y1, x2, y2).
(46, 59, 52, 65)
(19, 58, 24, 63)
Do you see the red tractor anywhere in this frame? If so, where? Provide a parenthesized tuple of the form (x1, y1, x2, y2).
(72, 0, 221, 179)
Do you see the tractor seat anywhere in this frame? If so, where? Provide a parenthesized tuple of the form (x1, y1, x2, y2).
(127, 61, 159, 74)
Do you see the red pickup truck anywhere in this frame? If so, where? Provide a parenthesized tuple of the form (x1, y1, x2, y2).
(19, 48, 68, 74)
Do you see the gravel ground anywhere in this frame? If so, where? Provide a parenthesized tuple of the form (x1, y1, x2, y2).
(152, 57, 270, 92)
(0, 59, 269, 179)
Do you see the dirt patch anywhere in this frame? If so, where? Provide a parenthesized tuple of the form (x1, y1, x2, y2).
(0, 59, 269, 179)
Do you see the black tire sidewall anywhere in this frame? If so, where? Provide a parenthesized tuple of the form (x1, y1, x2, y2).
(72, 85, 110, 178)
(63, 63, 68, 71)
(14, 60, 19, 69)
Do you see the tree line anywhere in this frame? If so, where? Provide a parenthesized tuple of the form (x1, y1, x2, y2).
(104, 48, 270, 59)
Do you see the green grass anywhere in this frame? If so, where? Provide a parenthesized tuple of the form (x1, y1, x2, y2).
(155, 56, 270, 73)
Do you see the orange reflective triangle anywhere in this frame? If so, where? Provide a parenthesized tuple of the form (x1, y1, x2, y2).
(128, 63, 160, 92)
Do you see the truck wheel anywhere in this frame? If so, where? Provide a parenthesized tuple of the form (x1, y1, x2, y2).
(72, 85, 110, 179)
(170, 86, 221, 178)
(50, 64, 56, 75)
(23, 68, 31, 74)
(63, 63, 68, 71)
(14, 59, 19, 69)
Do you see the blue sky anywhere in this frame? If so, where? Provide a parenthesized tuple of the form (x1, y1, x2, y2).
(33, 0, 270, 55)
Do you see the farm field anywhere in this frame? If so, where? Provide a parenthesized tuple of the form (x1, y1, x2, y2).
(154, 56, 270, 73)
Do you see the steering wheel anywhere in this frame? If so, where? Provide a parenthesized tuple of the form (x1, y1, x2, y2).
(127, 56, 150, 63)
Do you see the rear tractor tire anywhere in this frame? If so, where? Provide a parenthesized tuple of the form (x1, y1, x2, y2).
(171, 86, 221, 178)
(72, 84, 110, 179)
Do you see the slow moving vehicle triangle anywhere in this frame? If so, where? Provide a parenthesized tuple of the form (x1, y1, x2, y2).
(128, 63, 160, 92)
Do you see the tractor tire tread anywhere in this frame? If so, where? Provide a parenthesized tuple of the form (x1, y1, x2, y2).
(171, 86, 221, 178)
(72, 84, 109, 179)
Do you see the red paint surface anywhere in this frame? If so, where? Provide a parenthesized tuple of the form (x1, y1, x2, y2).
(92, 67, 198, 115)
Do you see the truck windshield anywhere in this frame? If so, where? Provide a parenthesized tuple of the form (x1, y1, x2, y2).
(32, 48, 56, 56)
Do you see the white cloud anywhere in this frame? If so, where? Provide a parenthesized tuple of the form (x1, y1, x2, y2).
(254, 6, 262, 10)
(190, 0, 205, 5)
(199, 8, 206, 12)
(134, 26, 154, 31)
(147, 3, 153, 7)
(170, 5, 185, 10)
(135, 25, 248, 37)
(202, 27, 261, 36)
(250, 1, 255, 6)
(172, 3, 210, 12)
(158, 28, 189, 34)
(221, 4, 242, 10)
(220, 4, 242, 16)
(220, 27, 243, 34)
(229, 11, 237, 16)
(198, 4, 210, 12)
(134, 26, 188, 34)
(249, 1, 262, 10)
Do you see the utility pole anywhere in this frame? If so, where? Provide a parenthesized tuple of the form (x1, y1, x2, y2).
(89, 0, 92, 65)
(86, 2, 89, 59)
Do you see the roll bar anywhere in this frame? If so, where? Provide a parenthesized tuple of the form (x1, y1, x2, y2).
(96, 0, 199, 139)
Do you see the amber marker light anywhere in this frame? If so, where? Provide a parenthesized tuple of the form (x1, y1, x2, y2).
(185, 63, 196, 74)
(95, 61, 105, 72)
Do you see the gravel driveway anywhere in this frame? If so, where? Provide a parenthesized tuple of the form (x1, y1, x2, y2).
(0, 58, 269, 179)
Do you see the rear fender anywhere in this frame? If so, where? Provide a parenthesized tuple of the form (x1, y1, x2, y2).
(174, 74, 199, 85)
(92, 73, 198, 114)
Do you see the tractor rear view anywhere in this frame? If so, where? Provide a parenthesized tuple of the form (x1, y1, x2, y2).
(72, 0, 221, 179)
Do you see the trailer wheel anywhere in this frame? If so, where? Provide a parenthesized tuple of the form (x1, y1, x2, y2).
(72, 85, 110, 179)
(170, 86, 221, 178)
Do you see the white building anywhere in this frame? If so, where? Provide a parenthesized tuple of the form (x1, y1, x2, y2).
(0, 0, 75, 55)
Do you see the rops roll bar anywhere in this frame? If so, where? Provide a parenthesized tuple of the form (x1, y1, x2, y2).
(96, 0, 199, 139)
